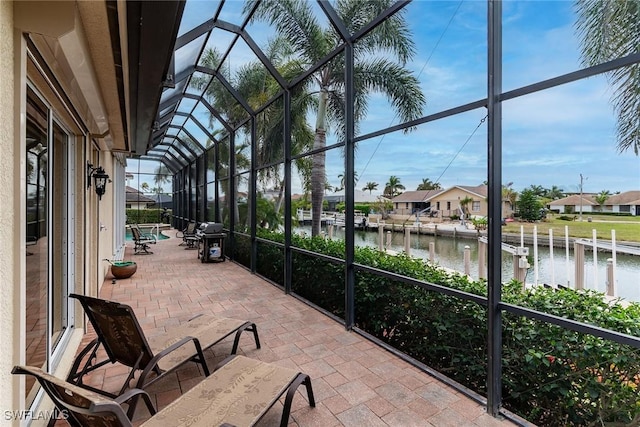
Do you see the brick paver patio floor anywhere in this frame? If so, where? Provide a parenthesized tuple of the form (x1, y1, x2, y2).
(71, 229, 521, 427)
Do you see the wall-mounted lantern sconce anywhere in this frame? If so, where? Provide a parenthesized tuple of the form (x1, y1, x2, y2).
(87, 163, 109, 200)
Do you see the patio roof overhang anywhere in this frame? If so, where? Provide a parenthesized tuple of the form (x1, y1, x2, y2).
(123, 1, 185, 156)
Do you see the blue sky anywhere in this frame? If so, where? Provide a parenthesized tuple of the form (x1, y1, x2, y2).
(347, 0, 639, 195)
(130, 0, 640, 196)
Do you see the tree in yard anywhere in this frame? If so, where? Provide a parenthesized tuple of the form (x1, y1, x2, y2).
(384, 175, 405, 198)
(153, 164, 171, 192)
(335, 171, 358, 192)
(594, 190, 611, 211)
(502, 185, 518, 217)
(576, 0, 640, 154)
(459, 196, 473, 215)
(528, 184, 546, 198)
(362, 181, 379, 194)
(416, 178, 442, 191)
(193, 42, 314, 228)
(140, 182, 150, 194)
(517, 188, 544, 221)
(247, 0, 425, 236)
(545, 185, 564, 200)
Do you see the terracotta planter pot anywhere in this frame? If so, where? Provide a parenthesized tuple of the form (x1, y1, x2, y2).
(110, 261, 137, 279)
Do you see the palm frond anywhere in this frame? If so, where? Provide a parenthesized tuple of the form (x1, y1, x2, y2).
(354, 58, 426, 131)
(575, 0, 640, 154)
(339, 0, 415, 64)
(246, 0, 329, 64)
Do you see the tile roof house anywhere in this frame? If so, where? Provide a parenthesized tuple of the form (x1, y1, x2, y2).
(391, 189, 443, 215)
(391, 185, 515, 219)
(125, 186, 157, 209)
(548, 191, 640, 215)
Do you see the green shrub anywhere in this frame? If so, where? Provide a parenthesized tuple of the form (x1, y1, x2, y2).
(126, 208, 167, 224)
(251, 229, 640, 426)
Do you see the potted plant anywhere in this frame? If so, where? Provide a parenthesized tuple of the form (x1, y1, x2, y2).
(104, 259, 137, 279)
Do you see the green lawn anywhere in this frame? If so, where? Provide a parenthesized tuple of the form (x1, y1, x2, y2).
(503, 214, 640, 242)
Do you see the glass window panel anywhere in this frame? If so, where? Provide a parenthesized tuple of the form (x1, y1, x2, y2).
(206, 148, 215, 183)
(356, 269, 487, 392)
(256, 241, 284, 287)
(232, 232, 251, 269)
(292, 250, 345, 317)
(198, 28, 238, 70)
(256, 97, 284, 168)
(168, 144, 193, 163)
(51, 122, 69, 351)
(359, 1, 487, 138)
(178, 0, 221, 38)
(184, 117, 209, 149)
(256, 163, 284, 233)
(175, 97, 198, 116)
(25, 88, 48, 405)
(215, 1, 246, 25)
(244, 1, 341, 80)
(290, 58, 344, 158)
(160, 78, 187, 105)
(503, 1, 586, 92)
(502, 314, 640, 426)
(206, 76, 250, 127)
(193, 102, 225, 145)
(207, 182, 215, 222)
(188, 70, 214, 99)
(177, 129, 204, 154)
(219, 178, 229, 227)
(218, 135, 230, 179)
(235, 123, 251, 174)
(159, 103, 178, 120)
(355, 108, 487, 202)
(290, 149, 343, 242)
(234, 172, 251, 232)
(175, 33, 207, 77)
(220, 37, 276, 96)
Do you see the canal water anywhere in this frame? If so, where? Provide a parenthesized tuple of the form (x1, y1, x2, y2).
(300, 226, 640, 303)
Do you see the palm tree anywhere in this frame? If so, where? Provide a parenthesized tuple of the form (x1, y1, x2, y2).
(575, 0, 640, 154)
(154, 164, 171, 193)
(384, 175, 405, 198)
(362, 181, 378, 194)
(416, 178, 441, 191)
(193, 43, 314, 227)
(594, 190, 611, 212)
(335, 171, 358, 192)
(545, 185, 564, 200)
(247, 0, 425, 236)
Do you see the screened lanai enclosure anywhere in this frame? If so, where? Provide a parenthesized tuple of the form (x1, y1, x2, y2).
(125, 1, 640, 425)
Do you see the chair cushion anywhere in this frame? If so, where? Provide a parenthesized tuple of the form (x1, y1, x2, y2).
(147, 315, 250, 372)
(140, 355, 300, 427)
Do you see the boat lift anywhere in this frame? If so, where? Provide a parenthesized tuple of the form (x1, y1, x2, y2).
(478, 236, 530, 285)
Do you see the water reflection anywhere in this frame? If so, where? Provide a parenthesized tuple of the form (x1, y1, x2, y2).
(299, 227, 640, 303)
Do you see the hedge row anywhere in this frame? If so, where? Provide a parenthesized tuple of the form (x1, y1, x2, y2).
(245, 230, 640, 426)
(125, 208, 168, 224)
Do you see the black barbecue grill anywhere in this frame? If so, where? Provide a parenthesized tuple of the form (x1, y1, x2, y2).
(196, 222, 226, 263)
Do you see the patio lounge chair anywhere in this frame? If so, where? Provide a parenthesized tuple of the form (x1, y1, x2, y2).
(132, 224, 157, 243)
(13, 354, 315, 427)
(66, 293, 261, 415)
(176, 222, 198, 248)
(131, 226, 155, 254)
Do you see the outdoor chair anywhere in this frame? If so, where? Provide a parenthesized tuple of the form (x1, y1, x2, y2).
(132, 224, 157, 243)
(66, 293, 261, 416)
(13, 354, 315, 427)
(176, 222, 198, 248)
(130, 226, 155, 255)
